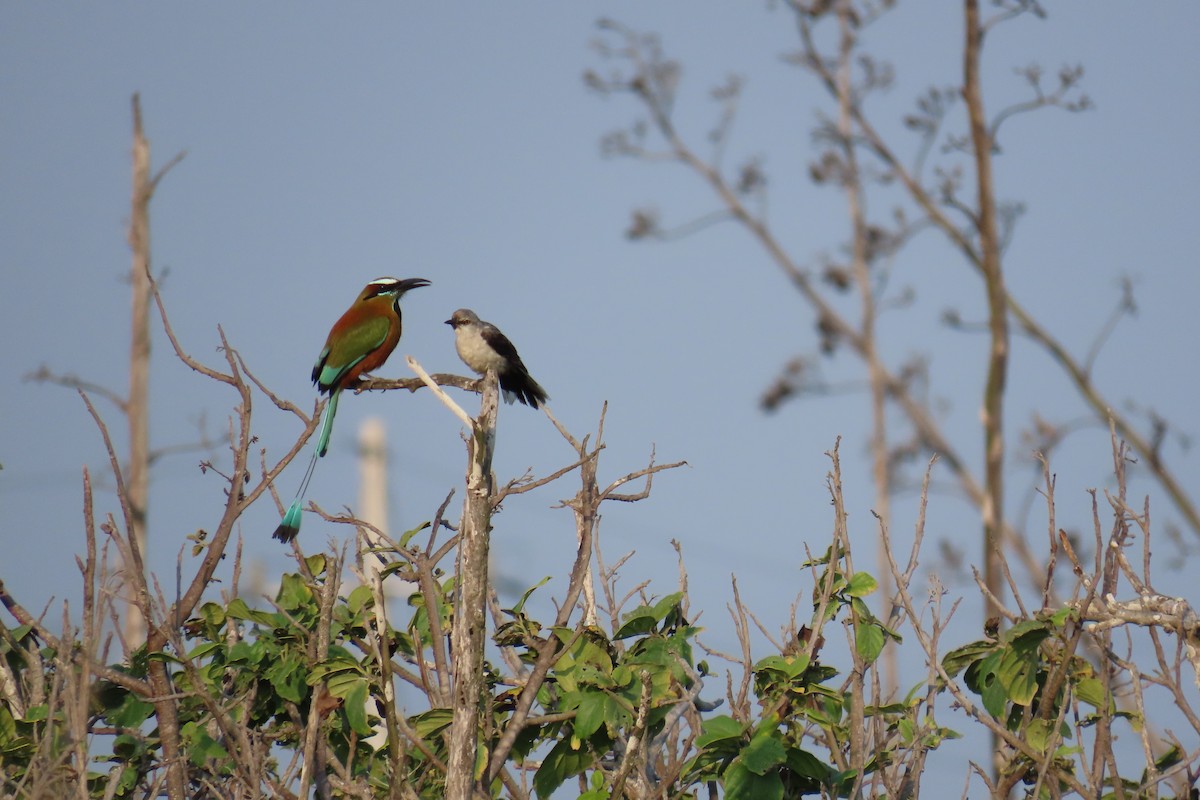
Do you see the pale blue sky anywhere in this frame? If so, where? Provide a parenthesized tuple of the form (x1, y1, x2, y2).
(3, 4, 1199, 791)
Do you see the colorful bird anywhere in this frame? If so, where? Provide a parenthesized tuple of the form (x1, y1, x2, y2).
(445, 308, 548, 408)
(273, 276, 431, 543)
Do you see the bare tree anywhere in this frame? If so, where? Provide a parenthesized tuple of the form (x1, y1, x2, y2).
(26, 95, 190, 644)
(584, 2, 1187, 645)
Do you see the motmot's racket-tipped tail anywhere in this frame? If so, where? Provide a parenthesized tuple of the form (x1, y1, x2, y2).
(315, 391, 341, 458)
(273, 500, 304, 543)
(273, 444, 320, 544)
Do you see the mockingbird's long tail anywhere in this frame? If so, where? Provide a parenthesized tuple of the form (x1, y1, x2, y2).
(499, 368, 548, 408)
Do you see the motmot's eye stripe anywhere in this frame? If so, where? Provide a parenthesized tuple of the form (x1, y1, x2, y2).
(365, 279, 401, 298)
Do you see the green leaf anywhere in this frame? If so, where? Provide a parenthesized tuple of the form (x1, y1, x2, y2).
(695, 715, 745, 747)
(556, 635, 617, 694)
(741, 733, 786, 775)
(614, 611, 657, 640)
(784, 746, 832, 783)
(0, 706, 17, 744)
(227, 640, 261, 665)
(379, 561, 410, 580)
(614, 593, 684, 639)
(474, 740, 489, 780)
(981, 669, 1007, 718)
(409, 708, 453, 738)
(1048, 606, 1075, 627)
(1025, 718, 1055, 753)
(399, 521, 431, 548)
(579, 767, 611, 800)
(651, 592, 684, 621)
(187, 641, 223, 661)
(265, 654, 307, 703)
(343, 681, 373, 736)
(567, 689, 626, 743)
(506, 576, 552, 617)
(112, 732, 145, 760)
(825, 570, 848, 596)
(20, 705, 48, 723)
(326, 668, 368, 699)
(725, 761, 784, 800)
(225, 599, 253, 618)
(611, 665, 633, 688)
(304, 553, 327, 576)
(198, 601, 226, 628)
(534, 735, 593, 798)
(849, 596, 873, 619)
(277, 573, 314, 611)
(854, 623, 885, 664)
(996, 643, 1041, 706)
(182, 720, 229, 766)
(103, 693, 155, 729)
(878, 620, 903, 644)
(1154, 744, 1183, 771)
(1002, 618, 1049, 642)
(1075, 676, 1108, 710)
(114, 765, 138, 793)
(225, 597, 281, 628)
(573, 691, 608, 740)
(845, 572, 878, 597)
(942, 639, 996, 678)
(799, 546, 834, 570)
(574, 663, 616, 690)
(345, 584, 374, 615)
(753, 653, 810, 680)
(145, 649, 180, 665)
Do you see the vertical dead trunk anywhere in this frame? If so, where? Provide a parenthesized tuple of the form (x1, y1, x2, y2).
(128, 93, 188, 800)
(445, 372, 498, 800)
(963, 0, 1007, 622)
(126, 94, 152, 645)
(963, 0, 1009, 780)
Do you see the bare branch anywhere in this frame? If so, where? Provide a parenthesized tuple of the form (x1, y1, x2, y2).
(406, 357, 473, 429)
(23, 366, 128, 412)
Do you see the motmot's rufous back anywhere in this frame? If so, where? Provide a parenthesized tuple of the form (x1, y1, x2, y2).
(273, 276, 430, 543)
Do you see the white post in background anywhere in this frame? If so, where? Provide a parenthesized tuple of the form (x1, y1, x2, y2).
(359, 415, 414, 600)
(358, 416, 394, 753)
(358, 416, 390, 555)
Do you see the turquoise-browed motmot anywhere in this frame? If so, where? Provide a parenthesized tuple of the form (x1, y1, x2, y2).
(273, 276, 430, 543)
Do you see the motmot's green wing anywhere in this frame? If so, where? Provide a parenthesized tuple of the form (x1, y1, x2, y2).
(309, 313, 392, 458)
(311, 314, 392, 391)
